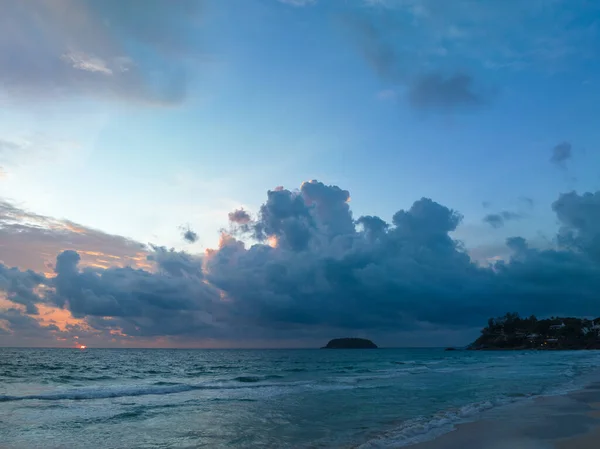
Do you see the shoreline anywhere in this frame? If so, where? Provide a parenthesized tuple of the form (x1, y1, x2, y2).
(354, 365, 600, 449)
(405, 375, 600, 449)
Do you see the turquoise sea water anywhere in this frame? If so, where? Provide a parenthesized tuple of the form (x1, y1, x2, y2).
(1, 348, 600, 448)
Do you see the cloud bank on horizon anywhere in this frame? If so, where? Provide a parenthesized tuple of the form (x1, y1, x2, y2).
(1, 181, 600, 347)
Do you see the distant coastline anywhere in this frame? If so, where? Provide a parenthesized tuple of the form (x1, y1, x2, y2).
(468, 313, 600, 350)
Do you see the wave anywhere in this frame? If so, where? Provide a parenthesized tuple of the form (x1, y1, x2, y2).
(0, 384, 199, 402)
(356, 399, 505, 448)
(56, 375, 115, 382)
(143, 369, 170, 375)
(0, 378, 316, 403)
(355, 372, 598, 449)
(233, 376, 262, 383)
(233, 374, 285, 383)
(0, 373, 402, 403)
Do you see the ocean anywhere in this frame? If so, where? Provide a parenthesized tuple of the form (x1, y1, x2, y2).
(1, 348, 600, 448)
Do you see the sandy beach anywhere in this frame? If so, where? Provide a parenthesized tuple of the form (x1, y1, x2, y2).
(410, 380, 600, 449)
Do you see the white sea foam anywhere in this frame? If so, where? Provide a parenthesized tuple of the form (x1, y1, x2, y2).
(0, 380, 309, 402)
(356, 399, 504, 448)
(0, 375, 393, 402)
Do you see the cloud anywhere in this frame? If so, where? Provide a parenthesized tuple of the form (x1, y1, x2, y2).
(344, 11, 486, 112)
(408, 73, 484, 111)
(48, 249, 226, 338)
(181, 227, 199, 244)
(277, 0, 316, 5)
(356, 215, 388, 241)
(0, 139, 22, 155)
(0, 200, 150, 274)
(0, 0, 205, 105)
(228, 208, 252, 225)
(552, 191, 600, 261)
(343, 0, 600, 112)
(0, 264, 46, 314)
(251, 187, 315, 251)
(0, 307, 59, 339)
(519, 197, 534, 210)
(550, 141, 573, 168)
(2, 182, 600, 346)
(483, 211, 522, 228)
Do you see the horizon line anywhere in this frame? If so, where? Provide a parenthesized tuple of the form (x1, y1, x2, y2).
(0, 345, 453, 350)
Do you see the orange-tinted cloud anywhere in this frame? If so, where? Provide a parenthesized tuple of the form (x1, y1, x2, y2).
(0, 200, 150, 273)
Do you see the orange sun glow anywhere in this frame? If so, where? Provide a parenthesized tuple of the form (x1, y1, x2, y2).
(267, 235, 278, 248)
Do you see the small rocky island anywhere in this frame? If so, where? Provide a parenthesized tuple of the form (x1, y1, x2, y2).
(469, 313, 600, 350)
(321, 338, 378, 349)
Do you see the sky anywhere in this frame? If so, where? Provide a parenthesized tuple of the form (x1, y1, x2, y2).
(1, 0, 600, 348)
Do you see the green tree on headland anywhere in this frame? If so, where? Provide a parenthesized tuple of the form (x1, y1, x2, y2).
(470, 313, 600, 350)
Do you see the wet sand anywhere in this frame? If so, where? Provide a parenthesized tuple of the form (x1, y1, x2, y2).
(410, 382, 600, 449)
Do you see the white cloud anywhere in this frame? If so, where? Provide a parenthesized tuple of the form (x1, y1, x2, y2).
(277, 0, 316, 6)
(61, 51, 113, 75)
(0, 0, 203, 105)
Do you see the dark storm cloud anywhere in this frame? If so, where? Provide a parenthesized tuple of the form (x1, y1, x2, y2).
(206, 193, 486, 331)
(228, 208, 252, 225)
(3, 182, 600, 344)
(227, 209, 252, 235)
(0, 308, 59, 338)
(0, 0, 204, 104)
(0, 264, 46, 314)
(300, 180, 354, 236)
(550, 141, 572, 168)
(483, 211, 522, 228)
(356, 215, 388, 241)
(552, 191, 600, 261)
(204, 185, 600, 331)
(149, 245, 204, 278)
(251, 187, 315, 251)
(182, 229, 199, 244)
(48, 249, 226, 337)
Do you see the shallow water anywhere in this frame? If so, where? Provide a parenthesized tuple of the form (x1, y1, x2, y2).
(2, 348, 600, 448)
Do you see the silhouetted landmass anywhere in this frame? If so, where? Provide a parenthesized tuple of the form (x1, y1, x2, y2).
(469, 313, 600, 350)
(322, 338, 378, 349)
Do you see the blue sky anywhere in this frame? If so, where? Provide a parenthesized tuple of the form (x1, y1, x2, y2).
(1, 0, 600, 347)
(2, 0, 599, 253)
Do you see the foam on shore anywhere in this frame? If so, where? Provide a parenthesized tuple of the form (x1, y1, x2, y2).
(402, 378, 600, 449)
